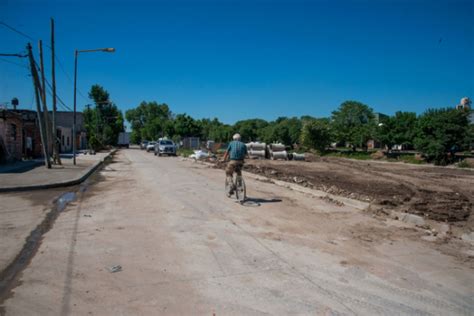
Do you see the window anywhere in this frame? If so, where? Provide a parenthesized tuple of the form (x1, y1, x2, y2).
(10, 124, 17, 140)
(67, 136, 70, 147)
(62, 135, 65, 146)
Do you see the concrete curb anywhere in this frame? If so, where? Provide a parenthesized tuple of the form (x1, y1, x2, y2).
(0, 150, 116, 193)
(182, 157, 370, 210)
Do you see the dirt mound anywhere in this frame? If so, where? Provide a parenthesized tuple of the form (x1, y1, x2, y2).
(215, 158, 473, 224)
(405, 190, 471, 222)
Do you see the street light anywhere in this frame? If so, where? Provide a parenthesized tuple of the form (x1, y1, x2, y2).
(73, 47, 115, 165)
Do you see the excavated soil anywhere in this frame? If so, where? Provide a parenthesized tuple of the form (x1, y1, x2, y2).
(215, 156, 474, 226)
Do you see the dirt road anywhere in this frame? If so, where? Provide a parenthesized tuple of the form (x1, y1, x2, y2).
(1, 149, 473, 315)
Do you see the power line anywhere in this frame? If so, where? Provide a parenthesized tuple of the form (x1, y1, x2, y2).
(54, 55, 89, 101)
(32, 59, 73, 112)
(0, 57, 29, 69)
(0, 53, 27, 57)
(0, 20, 90, 102)
(0, 21, 36, 42)
(47, 83, 73, 111)
(43, 75, 73, 111)
(0, 22, 76, 113)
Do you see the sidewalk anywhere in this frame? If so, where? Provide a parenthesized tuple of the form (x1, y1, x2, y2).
(0, 151, 113, 192)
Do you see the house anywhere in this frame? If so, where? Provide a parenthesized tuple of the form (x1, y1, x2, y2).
(53, 111, 87, 152)
(0, 109, 23, 162)
(0, 106, 88, 163)
(19, 110, 43, 158)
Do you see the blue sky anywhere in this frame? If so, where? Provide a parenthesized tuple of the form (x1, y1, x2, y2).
(1, 0, 473, 125)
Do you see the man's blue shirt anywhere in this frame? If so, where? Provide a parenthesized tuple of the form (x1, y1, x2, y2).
(227, 141, 247, 160)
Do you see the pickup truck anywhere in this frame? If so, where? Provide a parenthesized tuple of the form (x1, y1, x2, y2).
(154, 139, 177, 156)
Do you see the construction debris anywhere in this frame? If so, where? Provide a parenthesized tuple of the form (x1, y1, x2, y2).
(108, 265, 122, 273)
(269, 143, 288, 160)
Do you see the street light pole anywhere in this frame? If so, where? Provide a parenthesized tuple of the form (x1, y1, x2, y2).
(72, 47, 115, 165)
(73, 49, 78, 165)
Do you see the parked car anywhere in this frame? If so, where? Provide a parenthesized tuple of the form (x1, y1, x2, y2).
(154, 139, 177, 156)
(146, 141, 156, 152)
(140, 140, 149, 150)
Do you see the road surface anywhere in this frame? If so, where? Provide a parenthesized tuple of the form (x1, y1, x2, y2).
(1, 149, 473, 315)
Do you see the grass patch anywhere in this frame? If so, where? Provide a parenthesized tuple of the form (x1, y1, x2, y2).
(324, 150, 373, 160)
(398, 154, 426, 165)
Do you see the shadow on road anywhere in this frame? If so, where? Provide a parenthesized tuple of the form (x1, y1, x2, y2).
(246, 197, 282, 204)
(0, 161, 41, 174)
(239, 197, 282, 207)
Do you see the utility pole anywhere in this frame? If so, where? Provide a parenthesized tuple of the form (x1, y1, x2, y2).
(38, 40, 53, 157)
(27, 43, 51, 168)
(51, 18, 61, 165)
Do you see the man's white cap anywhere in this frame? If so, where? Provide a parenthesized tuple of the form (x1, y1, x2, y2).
(233, 133, 241, 140)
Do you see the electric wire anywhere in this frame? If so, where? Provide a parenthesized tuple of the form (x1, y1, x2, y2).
(33, 60, 73, 112)
(0, 57, 29, 70)
(0, 21, 90, 102)
(0, 21, 36, 42)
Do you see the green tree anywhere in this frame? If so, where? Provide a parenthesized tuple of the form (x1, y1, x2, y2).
(85, 84, 124, 147)
(376, 111, 417, 150)
(125, 101, 173, 142)
(300, 118, 332, 153)
(233, 119, 269, 142)
(414, 108, 472, 165)
(331, 100, 376, 150)
(83, 106, 99, 149)
(258, 117, 302, 145)
(198, 118, 232, 142)
(174, 114, 201, 138)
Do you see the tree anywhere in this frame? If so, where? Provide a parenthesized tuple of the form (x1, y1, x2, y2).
(376, 111, 417, 150)
(300, 118, 332, 153)
(125, 101, 173, 142)
(259, 117, 302, 145)
(198, 118, 232, 142)
(331, 100, 376, 150)
(174, 114, 201, 138)
(414, 108, 472, 165)
(85, 84, 124, 148)
(233, 119, 269, 142)
(277, 117, 302, 145)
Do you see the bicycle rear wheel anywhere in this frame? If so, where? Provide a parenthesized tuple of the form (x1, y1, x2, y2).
(235, 176, 246, 203)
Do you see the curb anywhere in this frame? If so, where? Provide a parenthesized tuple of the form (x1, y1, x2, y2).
(0, 150, 116, 193)
(182, 157, 370, 210)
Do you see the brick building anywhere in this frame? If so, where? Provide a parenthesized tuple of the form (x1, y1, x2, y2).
(0, 108, 86, 162)
(0, 110, 23, 162)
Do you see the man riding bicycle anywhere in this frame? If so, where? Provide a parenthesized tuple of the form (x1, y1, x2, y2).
(222, 133, 248, 197)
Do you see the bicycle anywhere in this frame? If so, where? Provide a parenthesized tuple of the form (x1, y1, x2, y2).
(225, 172, 246, 204)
